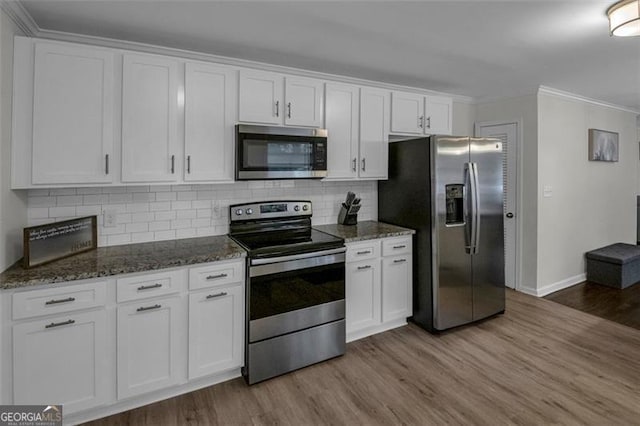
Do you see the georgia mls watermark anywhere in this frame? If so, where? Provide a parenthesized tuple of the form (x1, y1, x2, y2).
(0, 405, 62, 426)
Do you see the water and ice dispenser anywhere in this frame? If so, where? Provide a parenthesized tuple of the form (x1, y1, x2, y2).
(445, 184, 465, 225)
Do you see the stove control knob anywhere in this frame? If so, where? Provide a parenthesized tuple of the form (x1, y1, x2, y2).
(302, 205, 309, 211)
(235, 209, 243, 216)
(294, 205, 300, 212)
(246, 208, 253, 215)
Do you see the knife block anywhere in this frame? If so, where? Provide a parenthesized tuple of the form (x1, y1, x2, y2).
(338, 204, 358, 225)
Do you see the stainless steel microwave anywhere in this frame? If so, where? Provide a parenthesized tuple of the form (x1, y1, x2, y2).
(235, 124, 328, 180)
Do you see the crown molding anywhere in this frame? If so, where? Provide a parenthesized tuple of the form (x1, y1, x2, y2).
(538, 85, 639, 115)
(0, 0, 38, 36)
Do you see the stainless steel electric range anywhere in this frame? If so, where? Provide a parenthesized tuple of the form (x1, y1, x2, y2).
(228, 200, 346, 384)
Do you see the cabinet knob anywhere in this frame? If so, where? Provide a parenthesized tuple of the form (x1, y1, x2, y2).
(187, 155, 191, 174)
(361, 158, 366, 172)
(352, 158, 357, 172)
(287, 102, 292, 119)
(275, 100, 280, 117)
(171, 155, 175, 174)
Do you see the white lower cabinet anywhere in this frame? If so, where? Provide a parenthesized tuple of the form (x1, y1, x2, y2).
(13, 308, 109, 414)
(188, 283, 244, 379)
(346, 236, 413, 341)
(117, 294, 186, 399)
(4, 258, 246, 422)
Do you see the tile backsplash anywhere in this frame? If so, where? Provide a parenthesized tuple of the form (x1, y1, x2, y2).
(27, 180, 377, 247)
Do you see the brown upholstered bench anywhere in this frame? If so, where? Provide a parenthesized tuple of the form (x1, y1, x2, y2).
(585, 243, 640, 289)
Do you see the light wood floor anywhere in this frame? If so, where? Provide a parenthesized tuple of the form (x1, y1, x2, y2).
(87, 290, 640, 425)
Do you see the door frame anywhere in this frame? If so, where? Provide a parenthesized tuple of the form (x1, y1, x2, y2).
(474, 120, 522, 291)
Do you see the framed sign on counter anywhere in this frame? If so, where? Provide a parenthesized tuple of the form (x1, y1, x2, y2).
(23, 216, 97, 268)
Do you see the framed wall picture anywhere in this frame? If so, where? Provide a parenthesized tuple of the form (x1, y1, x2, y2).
(588, 129, 619, 162)
(23, 216, 97, 268)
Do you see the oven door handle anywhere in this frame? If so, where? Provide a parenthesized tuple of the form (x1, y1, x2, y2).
(250, 247, 346, 266)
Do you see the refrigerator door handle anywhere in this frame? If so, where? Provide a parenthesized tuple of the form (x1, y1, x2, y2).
(470, 162, 481, 254)
(464, 163, 472, 254)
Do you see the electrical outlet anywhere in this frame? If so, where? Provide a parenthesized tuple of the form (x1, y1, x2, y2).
(104, 209, 117, 227)
(212, 201, 221, 219)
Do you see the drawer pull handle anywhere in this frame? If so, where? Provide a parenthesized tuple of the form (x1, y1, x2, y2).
(137, 304, 162, 312)
(394, 259, 407, 264)
(206, 273, 228, 280)
(393, 245, 406, 249)
(357, 265, 372, 270)
(356, 250, 371, 255)
(45, 319, 75, 329)
(137, 283, 162, 291)
(45, 297, 76, 305)
(206, 292, 228, 300)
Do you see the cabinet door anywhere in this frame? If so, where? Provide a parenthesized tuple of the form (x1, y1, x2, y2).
(382, 255, 413, 322)
(117, 295, 185, 399)
(185, 62, 237, 182)
(238, 69, 283, 125)
(359, 87, 390, 179)
(188, 283, 244, 380)
(13, 310, 109, 414)
(122, 54, 180, 182)
(424, 95, 453, 135)
(346, 259, 381, 333)
(324, 83, 359, 179)
(390, 91, 424, 134)
(284, 76, 323, 127)
(32, 42, 114, 184)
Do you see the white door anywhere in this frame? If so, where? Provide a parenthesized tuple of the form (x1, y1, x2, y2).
(32, 42, 114, 184)
(284, 76, 324, 127)
(475, 121, 519, 290)
(238, 70, 283, 124)
(346, 259, 381, 333)
(122, 53, 180, 182)
(117, 295, 185, 399)
(390, 91, 423, 134)
(324, 83, 359, 179)
(188, 284, 244, 380)
(13, 310, 109, 414)
(424, 95, 453, 135)
(184, 62, 237, 182)
(359, 87, 390, 179)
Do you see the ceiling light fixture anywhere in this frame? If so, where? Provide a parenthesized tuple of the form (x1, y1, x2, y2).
(607, 0, 640, 36)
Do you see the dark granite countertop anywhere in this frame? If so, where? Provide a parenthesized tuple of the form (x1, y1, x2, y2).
(0, 235, 246, 290)
(314, 221, 415, 243)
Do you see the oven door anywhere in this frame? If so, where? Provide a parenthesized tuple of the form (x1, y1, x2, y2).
(236, 125, 327, 180)
(248, 247, 345, 343)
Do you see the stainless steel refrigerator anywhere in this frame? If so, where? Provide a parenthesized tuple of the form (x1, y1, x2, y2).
(378, 136, 505, 332)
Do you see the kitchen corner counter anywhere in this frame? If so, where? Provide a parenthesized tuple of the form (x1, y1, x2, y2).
(0, 235, 246, 290)
(314, 221, 415, 243)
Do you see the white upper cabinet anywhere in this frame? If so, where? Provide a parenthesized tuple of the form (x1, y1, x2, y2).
(390, 91, 424, 134)
(359, 87, 390, 179)
(184, 62, 237, 182)
(284, 76, 324, 127)
(122, 53, 180, 182)
(31, 41, 114, 185)
(391, 91, 452, 135)
(424, 95, 453, 135)
(324, 83, 359, 179)
(239, 70, 323, 127)
(238, 69, 283, 125)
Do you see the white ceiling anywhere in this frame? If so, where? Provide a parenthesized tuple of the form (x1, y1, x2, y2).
(16, 0, 640, 111)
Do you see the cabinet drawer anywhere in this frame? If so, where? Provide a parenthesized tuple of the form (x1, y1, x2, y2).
(346, 240, 381, 263)
(117, 269, 185, 303)
(382, 236, 412, 257)
(189, 260, 244, 290)
(13, 281, 107, 320)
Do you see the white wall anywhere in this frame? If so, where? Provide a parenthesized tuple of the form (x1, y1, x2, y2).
(27, 180, 377, 246)
(475, 94, 538, 292)
(452, 101, 475, 136)
(536, 93, 638, 294)
(0, 8, 26, 271)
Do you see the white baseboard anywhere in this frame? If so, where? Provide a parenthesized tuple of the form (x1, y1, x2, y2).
(518, 273, 586, 297)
